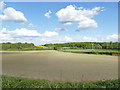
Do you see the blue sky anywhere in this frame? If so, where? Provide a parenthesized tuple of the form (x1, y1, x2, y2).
(0, 2, 118, 45)
(4, 0, 120, 2)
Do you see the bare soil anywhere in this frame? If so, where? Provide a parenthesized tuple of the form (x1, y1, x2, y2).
(2, 50, 118, 81)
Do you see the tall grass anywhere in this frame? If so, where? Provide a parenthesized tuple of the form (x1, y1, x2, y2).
(2, 75, 119, 88)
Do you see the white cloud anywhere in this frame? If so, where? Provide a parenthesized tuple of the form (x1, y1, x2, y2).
(63, 22, 72, 25)
(0, 1, 6, 11)
(0, 28, 14, 40)
(58, 36, 74, 43)
(64, 36, 73, 42)
(0, 28, 59, 41)
(78, 18, 97, 29)
(78, 34, 118, 42)
(44, 10, 52, 18)
(14, 28, 42, 37)
(82, 36, 98, 42)
(0, 28, 118, 45)
(40, 38, 56, 44)
(33, 34, 119, 45)
(0, 7, 27, 23)
(0, 28, 42, 40)
(40, 36, 73, 44)
(43, 31, 58, 37)
(29, 23, 35, 27)
(102, 34, 118, 41)
(54, 28, 68, 31)
(56, 5, 104, 29)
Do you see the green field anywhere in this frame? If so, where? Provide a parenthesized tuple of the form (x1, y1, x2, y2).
(62, 49, 118, 52)
(2, 75, 119, 88)
(62, 49, 119, 55)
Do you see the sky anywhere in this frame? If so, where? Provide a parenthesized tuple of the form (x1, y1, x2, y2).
(3, 0, 120, 2)
(0, 1, 118, 45)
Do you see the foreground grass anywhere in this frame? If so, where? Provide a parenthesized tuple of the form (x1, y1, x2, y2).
(2, 75, 119, 88)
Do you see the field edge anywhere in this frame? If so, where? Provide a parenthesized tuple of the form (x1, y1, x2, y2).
(1, 75, 119, 88)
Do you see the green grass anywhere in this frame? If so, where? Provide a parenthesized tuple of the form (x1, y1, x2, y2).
(2, 75, 119, 88)
(1, 48, 52, 51)
(62, 49, 118, 51)
(2, 48, 119, 56)
(62, 49, 119, 56)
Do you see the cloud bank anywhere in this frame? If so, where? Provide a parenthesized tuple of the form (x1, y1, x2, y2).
(0, 28, 59, 41)
(0, 28, 118, 45)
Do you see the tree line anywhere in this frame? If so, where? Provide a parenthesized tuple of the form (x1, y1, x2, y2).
(44, 42, 120, 50)
(1, 41, 119, 50)
(1, 42, 35, 50)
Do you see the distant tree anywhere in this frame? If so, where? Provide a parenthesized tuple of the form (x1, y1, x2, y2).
(54, 46, 58, 50)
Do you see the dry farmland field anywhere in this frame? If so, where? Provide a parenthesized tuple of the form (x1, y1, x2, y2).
(2, 50, 118, 82)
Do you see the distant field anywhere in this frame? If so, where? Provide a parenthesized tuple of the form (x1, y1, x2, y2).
(62, 49, 118, 52)
(62, 49, 119, 56)
(2, 50, 118, 82)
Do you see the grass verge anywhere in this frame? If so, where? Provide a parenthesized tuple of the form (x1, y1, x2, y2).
(2, 75, 119, 88)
